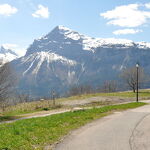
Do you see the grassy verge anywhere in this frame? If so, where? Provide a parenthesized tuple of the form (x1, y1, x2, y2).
(0, 102, 146, 150)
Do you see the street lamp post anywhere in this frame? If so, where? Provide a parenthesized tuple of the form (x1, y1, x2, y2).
(136, 63, 139, 102)
(52, 91, 56, 106)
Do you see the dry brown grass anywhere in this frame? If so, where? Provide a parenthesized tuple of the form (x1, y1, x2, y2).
(1, 100, 63, 116)
(1, 89, 150, 116)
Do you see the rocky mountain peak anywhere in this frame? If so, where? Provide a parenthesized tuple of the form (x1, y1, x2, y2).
(0, 46, 18, 56)
(0, 46, 18, 66)
(55, 25, 73, 32)
(47, 25, 82, 41)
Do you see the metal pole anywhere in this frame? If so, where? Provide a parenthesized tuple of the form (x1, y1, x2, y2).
(52, 91, 55, 106)
(136, 66, 139, 102)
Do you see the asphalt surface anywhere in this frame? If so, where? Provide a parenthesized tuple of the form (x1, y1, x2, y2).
(54, 101, 150, 150)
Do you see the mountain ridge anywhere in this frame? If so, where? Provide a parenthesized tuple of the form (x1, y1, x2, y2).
(26, 25, 150, 56)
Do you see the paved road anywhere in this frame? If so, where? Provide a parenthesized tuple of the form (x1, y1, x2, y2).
(54, 102, 150, 150)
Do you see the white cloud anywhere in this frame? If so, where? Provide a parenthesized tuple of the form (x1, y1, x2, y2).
(32, 4, 49, 19)
(113, 29, 142, 35)
(0, 4, 18, 16)
(2, 44, 26, 56)
(145, 3, 150, 9)
(100, 4, 150, 27)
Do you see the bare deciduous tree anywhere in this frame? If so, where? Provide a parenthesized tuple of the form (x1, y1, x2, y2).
(17, 93, 30, 103)
(68, 84, 93, 96)
(101, 80, 118, 93)
(0, 63, 16, 109)
(120, 67, 148, 92)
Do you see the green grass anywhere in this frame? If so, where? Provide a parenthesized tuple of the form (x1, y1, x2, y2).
(0, 115, 21, 122)
(0, 102, 146, 150)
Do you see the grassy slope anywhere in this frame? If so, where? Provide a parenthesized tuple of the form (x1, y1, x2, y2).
(1, 90, 150, 121)
(0, 102, 146, 150)
(0, 102, 63, 121)
(60, 90, 150, 100)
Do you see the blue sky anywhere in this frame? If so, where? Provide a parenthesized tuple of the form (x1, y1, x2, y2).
(0, 0, 150, 55)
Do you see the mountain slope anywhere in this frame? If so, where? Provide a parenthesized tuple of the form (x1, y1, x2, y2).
(12, 51, 82, 97)
(11, 26, 150, 98)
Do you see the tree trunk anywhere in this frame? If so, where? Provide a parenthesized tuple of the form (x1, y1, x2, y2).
(133, 87, 136, 93)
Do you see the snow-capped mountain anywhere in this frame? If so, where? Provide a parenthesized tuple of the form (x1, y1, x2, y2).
(26, 25, 150, 56)
(11, 25, 150, 98)
(0, 46, 18, 66)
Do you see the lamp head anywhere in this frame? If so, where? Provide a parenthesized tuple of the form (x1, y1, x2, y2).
(136, 63, 139, 68)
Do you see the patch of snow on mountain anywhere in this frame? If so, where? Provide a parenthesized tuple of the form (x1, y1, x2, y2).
(67, 71, 76, 84)
(0, 53, 17, 61)
(66, 32, 81, 40)
(82, 37, 99, 51)
(82, 37, 134, 51)
(23, 59, 36, 76)
(120, 65, 124, 70)
(22, 51, 77, 75)
(136, 42, 150, 49)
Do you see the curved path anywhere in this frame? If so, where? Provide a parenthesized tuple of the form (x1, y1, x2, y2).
(54, 101, 150, 150)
